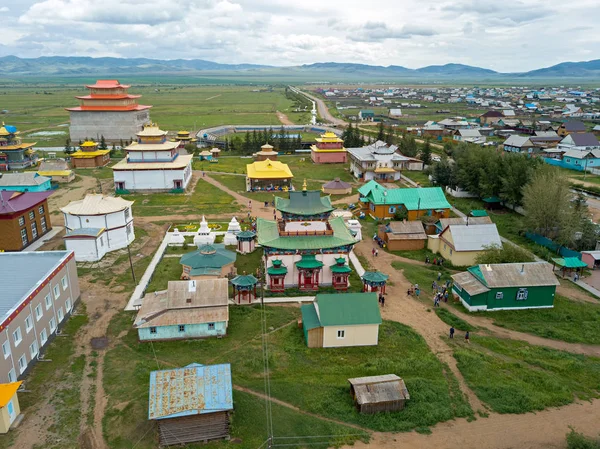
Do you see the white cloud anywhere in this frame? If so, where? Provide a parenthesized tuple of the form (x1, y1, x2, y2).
(0, 0, 598, 71)
(0, 7, 9, 13)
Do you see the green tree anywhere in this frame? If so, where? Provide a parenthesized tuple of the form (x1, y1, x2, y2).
(420, 141, 432, 165)
(243, 131, 252, 154)
(376, 121, 385, 141)
(401, 135, 418, 157)
(64, 138, 73, 155)
(474, 243, 535, 264)
(431, 156, 454, 188)
(224, 138, 230, 152)
(99, 135, 107, 150)
(500, 153, 540, 208)
(443, 141, 453, 156)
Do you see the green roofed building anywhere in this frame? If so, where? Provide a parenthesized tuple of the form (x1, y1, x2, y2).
(357, 180, 451, 220)
(300, 293, 382, 348)
(451, 262, 559, 311)
(180, 244, 236, 280)
(257, 188, 357, 292)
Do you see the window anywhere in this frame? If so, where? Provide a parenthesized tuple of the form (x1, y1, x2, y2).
(20, 229, 28, 246)
(57, 307, 64, 322)
(28, 211, 35, 221)
(18, 355, 26, 374)
(49, 318, 56, 333)
(31, 222, 38, 239)
(65, 298, 72, 313)
(388, 206, 396, 214)
(25, 315, 33, 333)
(516, 288, 529, 301)
(337, 330, 345, 339)
(53, 285, 60, 300)
(40, 328, 48, 345)
(40, 217, 47, 233)
(38, 205, 44, 215)
(13, 328, 22, 346)
(61, 276, 68, 290)
(29, 341, 38, 359)
(7, 368, 16, 383)
(18, 216, 24, 227)
(35, 304, 43, 321)
(208, 323, 215, 331)
(2, 341, 10, 359)
(45, 294, 52, 310)
(150, 327, 157, 334)
(178, 325, 185, 332)
(495, 292, 504, 300)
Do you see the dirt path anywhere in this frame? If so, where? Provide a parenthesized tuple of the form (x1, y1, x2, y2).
(332, 193, 359, 205)
(295, 88, 347, 127)
(556, 282, 599, 304)
(276, 111, 294, 125)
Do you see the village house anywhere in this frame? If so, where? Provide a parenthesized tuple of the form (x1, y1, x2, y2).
(322, 178, 352, 195)
(0, 124, 37, 171)
(358, 110, 375, 121)
(61, 194, 135, 262)
(300, 293, 382, 348)
(557, 120, 586, 137)
(347, 141, 423, 182)
(180, 244, 236, 280)
(502, 135, 535, 154)
(479, 110, 504, 125)
(246, 158, 294, 192)
(148, 363, 233, 446)
(0, 382, 22, 432)
(452, 262, 559, 311)
(434, 216, 492, 234)
(358, 181, 451, 220)
(0, 191, 53, 251)
(310, 131, 347, 164)
(112, 123, 193, 192)
(453, 129, 486, 144)
(348, 375, 410, 414)
(37, 159, 74, 183)
(258, 188, 356, 292)
(428, 223, 502, 266)
(0, 251, 80, 382)
(134, 279, 229, 341)
(0, 173, 51, 192)
(553, 149, 600, 172)
(557, 133, 600, 151)
(70, 141, 111, 169)
(378, 221, 427, 251)
(66, 79, 152, 142)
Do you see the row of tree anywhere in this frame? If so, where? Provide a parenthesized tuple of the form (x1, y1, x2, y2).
(224, 127, 303, 155)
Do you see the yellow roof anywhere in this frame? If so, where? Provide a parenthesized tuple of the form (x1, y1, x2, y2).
(316, 131, 343, 143)
(310, 144, 346, 153)
(0, 382, 21, 407)
(0, 127, 9, 137)
(71, 149, 110, 158)
(247, 159, 294, 179)
(80, 141, 98, 147)
(2, 143, 36, 151)
(374, 167, 397, 173)
(38, 170, 73, 177)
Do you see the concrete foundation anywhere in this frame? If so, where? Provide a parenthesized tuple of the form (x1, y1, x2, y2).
(69, 110, 151, 142)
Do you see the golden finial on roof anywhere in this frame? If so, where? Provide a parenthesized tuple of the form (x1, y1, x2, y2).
(302, 179, 307, 191)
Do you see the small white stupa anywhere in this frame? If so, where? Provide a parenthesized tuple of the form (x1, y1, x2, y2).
(169, 227, 186, 246)
(194, 216, 216, 247)
(346, 219, 363, 241)
(224, 217, 242, 245)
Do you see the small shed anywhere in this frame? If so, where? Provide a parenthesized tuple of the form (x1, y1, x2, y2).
(552, 257, 587, 277)
(378, 221, 427, 251)
(322, 178, 352, 195)
(148, 363, 233, 446)
(0, 382, 22, 433)
(581, 251, 600, 269)
(348, 375, 409, 414)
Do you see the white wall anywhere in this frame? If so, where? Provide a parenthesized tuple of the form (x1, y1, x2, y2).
(113, 164, 192, 191)
(322, 324, 379, 348)
(128, 150, 174, 162)
(65, 235, 109, 262)
(266, 253, 350, 287)
(63, 208, 134, 251)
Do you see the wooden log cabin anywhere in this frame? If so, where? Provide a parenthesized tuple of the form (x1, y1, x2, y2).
(348, 374, 410, 413)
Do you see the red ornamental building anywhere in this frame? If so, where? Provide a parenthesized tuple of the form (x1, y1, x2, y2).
(66, 79, 152, 142)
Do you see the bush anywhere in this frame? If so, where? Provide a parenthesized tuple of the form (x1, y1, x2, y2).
(566, 428, 600, 449)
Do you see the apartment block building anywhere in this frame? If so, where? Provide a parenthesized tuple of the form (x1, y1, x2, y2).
(0, 251, 80, 382)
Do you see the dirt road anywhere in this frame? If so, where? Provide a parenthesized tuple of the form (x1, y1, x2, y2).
(293, 88, 347, 127)
(276, 111, 295, 125)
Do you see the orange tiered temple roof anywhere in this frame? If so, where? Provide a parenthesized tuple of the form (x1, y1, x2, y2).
(85, 80, 131, 89)
(66, 79, 151, 112)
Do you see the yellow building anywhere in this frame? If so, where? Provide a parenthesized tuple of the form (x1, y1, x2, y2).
(246, 158, 294, 191)
(70, 141, 111, 168)
(171, 130, 197, 148)
(310, 132, 347, 164)
(427, 223, 502, 266)
(0, 382, 22, 433)
(37, 159, 75, 182)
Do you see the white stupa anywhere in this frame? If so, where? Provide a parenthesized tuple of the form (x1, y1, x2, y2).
(224, 217, 242, 245)
(346, 219, 363, 241)
(169, 227, 186, 246)
(194, 216, 216, 247)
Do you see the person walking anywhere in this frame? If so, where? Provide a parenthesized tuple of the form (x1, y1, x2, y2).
(375, 249, 379, 257)
(372, 248, 376, 257)
(415, 286, 420, 297)
(248, 200, 252, 209)
(449, 327, 455, 339)
(437, 271, 442, 281)
(381, 295, 385, 307)
(465, 331, 470, 344)
(444, 291, 449, 302)
(432, 280, 437, 290)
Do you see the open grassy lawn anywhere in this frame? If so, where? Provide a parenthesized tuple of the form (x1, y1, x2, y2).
(434, 308, 476, 332)
(104, 306, 472, 442)
(453, 336, 600, 414)
(73, 160, 118, 179)
(392, 260, 456, 293)
(403, 171, 432, 187)
(234, 248, 263, 276)
(145, 257, 182, 292)
(120, 177, 238, 216)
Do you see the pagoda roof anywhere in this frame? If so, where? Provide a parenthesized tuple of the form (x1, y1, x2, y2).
(296, 254, 324, 269)
(362, 271, 389, 283)
(179, 244, 236, 276)
(75, 94, 141, 100)
(257, 216, 356, 250)
(230, 274, 258, 287)
(315, 132, 343, 143)
(80, 141, 98, 148)
(275, 190, 334, 216)
(246, 159, 293, 180)
(137, 124, 168, 137)
(0, 142, 36, 151)
(65, 104, 152, 112)
(85, 80, 131, 89)
(0, 124, 18, 136)
(71, 149, 110, 158)
(236, 230, 256, 239)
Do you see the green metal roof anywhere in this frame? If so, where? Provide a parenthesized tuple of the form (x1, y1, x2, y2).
(361, 271, 389, 283)
(296, 254, 324, 269)
(482, 196, 501, 203)
(236, 230, 256, 239)
(230, 274, 258, 287)
(358, 181, 451, 210)
(470, 209, 488, 217)
(467, 266, 487, 286)
(301, 304, 321, 331)
(330, 263, 352, 273)
(267, 265, 288, 275)
(552, 257, 587, 268)
(275, 191, 334, 216)
(180, 244, 236, 271)
(315, 293, 382, 326)
(256, 217, 357, 250)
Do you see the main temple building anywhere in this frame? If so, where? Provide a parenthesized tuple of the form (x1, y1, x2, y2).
(66, 79, 152, 142)
(257, 184, 357, 292)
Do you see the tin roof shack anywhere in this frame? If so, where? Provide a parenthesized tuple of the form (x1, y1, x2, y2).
(134, 279, 229, 341)
(378, 221, 427, 251)
(348, 375, 409, 414)
(148, 363, 233, 446)
(451, 262, 559, 311)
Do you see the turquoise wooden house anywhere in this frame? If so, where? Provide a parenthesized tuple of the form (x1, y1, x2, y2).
(0, 172, 51, 192)
(451, 262, 559, 311)
(134, 279, 229, 341)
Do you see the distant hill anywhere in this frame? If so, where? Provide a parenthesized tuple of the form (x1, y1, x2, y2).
(0, 55, 599, 79)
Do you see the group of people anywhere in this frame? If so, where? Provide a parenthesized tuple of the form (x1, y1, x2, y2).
(371, 248, 379, 257)
(425, 256, 445, 266)
(378, 292, 386, 307)
(449, 327, 470, 343)
(407, 284, 420, 297)
(432, 279, 451, 307)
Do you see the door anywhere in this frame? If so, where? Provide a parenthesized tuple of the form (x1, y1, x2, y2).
(174, 180, 182, 189)
(116, 182, 125, 190)
(7, 399, 15, 424)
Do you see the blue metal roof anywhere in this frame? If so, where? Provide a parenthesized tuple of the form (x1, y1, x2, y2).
(148, 363, 233, 420)
(65, 227, 105, 238)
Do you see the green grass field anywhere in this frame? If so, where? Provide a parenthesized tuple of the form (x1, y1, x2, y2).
(453, 336, 600, 414)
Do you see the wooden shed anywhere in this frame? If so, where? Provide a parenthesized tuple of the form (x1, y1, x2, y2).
(348, 374, 410, 414)
(378, 221, 427, 251)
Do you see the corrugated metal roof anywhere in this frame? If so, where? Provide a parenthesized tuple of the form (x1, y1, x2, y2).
(256, 217, 356, 250)
(246, 159, 294, 179)
(451, 271, 490, 296)
(503, 135, 532, 148)
(275, 191, 334, 216)
(0, 190, 53, 215)
(0, 251, 71, 322)
(0, 172, 50, 187)
(301, 303, 321, 330)
(148, 363, 233, 420)
(445, 224, 501, 251)
(315, 292, 381, 326)
(62, 194, 133, 216)
(551, 257, 588, 269)
(359, 181, 450, 210)
(473, 262, 559, 287)
(437, 216, 492, 230)
(348, 375, 409, 405)
(179, 245, 236, 270)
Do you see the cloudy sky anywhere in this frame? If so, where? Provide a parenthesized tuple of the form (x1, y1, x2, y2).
(0, 0, 599, 72)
